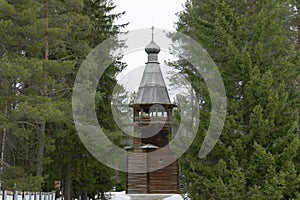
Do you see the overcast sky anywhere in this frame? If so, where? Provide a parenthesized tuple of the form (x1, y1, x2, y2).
(111, 0, 188, 100)
(113, 0, 186, 31)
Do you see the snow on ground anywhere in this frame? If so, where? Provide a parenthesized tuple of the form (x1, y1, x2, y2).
(108, 192, 186, 200)
(108, 191, 131, 200)
(163, 194, 185, 200)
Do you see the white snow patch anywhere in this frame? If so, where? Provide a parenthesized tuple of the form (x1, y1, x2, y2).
(163, 194, 185, 200)
(109, 191, 131, 200)
(107, 192, 186, 200)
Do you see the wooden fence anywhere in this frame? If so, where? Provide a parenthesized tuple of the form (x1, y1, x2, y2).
(0, 191, 56, 200)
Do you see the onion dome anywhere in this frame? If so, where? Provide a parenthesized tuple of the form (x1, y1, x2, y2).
(145, 40, 161, 54)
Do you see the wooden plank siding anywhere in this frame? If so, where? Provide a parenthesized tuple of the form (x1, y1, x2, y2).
(126, 144, 179, 194)
(126, 149, 148, 194)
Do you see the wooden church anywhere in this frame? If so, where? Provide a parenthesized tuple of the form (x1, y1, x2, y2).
(126, 30, 179, 194)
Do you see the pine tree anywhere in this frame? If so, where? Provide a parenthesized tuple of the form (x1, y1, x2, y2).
(0, 0, 126, 196)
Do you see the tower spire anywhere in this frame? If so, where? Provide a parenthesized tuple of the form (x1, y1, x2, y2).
(145, 27, 160, 62)
(135, 33, 172, 105)
(151, 26, 154, 41)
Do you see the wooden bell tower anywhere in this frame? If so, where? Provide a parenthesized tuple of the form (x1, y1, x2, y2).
(126, 28, 179, 194)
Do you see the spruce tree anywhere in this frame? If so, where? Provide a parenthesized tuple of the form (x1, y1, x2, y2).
(175, 0, 300, 199)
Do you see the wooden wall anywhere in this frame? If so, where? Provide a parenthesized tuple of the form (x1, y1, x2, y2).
(147, 146, 179, 194)
(127, 114, 179, 194)
(126, 146, 179, 194)
(126, 149, 147, 194)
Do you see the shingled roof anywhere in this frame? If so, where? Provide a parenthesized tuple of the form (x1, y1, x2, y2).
(133, 38, 172, 105)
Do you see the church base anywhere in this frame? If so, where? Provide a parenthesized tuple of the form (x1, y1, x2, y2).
(128, 194, 183, 200)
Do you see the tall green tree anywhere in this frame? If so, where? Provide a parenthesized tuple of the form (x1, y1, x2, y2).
(0, 0, 127, 197)
(174, 0, 300, 199)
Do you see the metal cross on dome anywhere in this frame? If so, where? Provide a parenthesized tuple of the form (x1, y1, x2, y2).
(151, 26, 154, 41)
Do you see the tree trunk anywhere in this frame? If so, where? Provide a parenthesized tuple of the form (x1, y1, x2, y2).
(80, 189, 87, 200)
(298, 5, 300, 87)
(36, 0, 49, 178)
(298, 16, 300, 49)
(1, 105, 7, 175)
(64, 164, 72, 200)
(36, 122, 45, 176)
(1, 128, 6, 172)
(45, 0, 49, 60)
(100, 191, 105, 200)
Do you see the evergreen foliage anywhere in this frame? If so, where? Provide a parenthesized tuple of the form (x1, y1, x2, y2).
(0, 0, 126, 199)
(174, 0, 300, 199)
